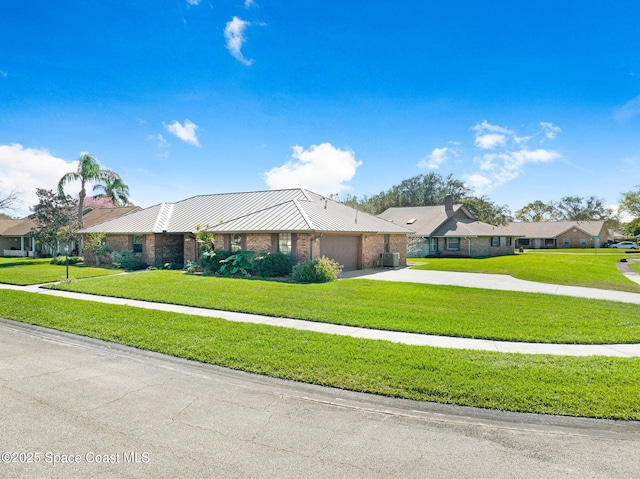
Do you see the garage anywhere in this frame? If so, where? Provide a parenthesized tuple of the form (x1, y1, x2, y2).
(320, 235, 360, 271)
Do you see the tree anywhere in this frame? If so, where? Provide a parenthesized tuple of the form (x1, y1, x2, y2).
(553, 195, 612, 221)
(30, 189, 78, 255)
(514, 200, 557, 222)
(93, 177, 131, 206)
(460, 196, 513, 226)
(84, 232, 112, 266)
(619, 186, 640, 221)
(0, 185, 20, 214)
(58, 153, 125, 227)
(339, 173, 472, 215)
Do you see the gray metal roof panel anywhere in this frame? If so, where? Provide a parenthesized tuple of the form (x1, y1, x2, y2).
(79, 189, 413, 235)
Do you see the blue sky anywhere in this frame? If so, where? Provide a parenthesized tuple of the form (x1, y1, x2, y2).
(1, 1, 639, 217)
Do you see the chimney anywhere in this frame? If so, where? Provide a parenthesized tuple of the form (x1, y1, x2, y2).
(444, 194, 454, 216)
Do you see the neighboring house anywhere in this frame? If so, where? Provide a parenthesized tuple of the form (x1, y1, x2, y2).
(503, 220, 609, 249)
(79, 189, 412, 271)
(0, 206, 140, 257)
(378, 196, 518, 258)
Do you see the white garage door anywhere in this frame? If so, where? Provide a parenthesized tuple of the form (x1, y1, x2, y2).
(319, 236, 359, 271)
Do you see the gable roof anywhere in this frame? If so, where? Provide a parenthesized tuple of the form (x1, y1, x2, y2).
(377, 204, 514, 237)
(79, 189, 413, 235)
(503, 220, 607, 238)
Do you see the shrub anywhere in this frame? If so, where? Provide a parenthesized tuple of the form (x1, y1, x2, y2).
(200, 250, 234, 275)
(50, 256, 83, 265)
(219, 251, 255, 276)
(163, 262, 184, 270)
(110, 250, 148, 271)
(253, 252, 292, 277)
(292, 256, 343, 283)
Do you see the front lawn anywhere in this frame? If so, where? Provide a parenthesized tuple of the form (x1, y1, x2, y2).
(0, 258, 120, 285)
(410, 252, 640, 293)
(49, 270, 640, 344)
(1, 290, 638, 420)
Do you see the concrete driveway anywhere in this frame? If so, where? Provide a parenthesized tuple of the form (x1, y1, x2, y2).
(1, 320, 638, 479)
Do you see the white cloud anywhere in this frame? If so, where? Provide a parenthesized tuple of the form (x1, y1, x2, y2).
(462, 121, 562, 194)
(186, 0, 200, 5)
(463, 173, 493, 192)
(474, 133, 507, 149)
(540, 121, 562, 139)
(224, 16, 253, 66)
(0, 144, 78, 215)
(614, 95, 640, 121)
(163, 119, 200, 146)
(264, 143, 362, 195)
(418, 147, 452, 169)
(244, 0, 255, 7)
(147, 134, 171, 149)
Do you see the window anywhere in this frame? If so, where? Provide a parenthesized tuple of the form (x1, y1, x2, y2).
(580, 238, 587, 247)
(491, 237, 500, 247)
(133, 235, 143, 253)
(278, 233, 292, 255)
(231, 233, 242, 252)
(445, 237, 460, 250)
(384, 234, 390, 253)
(429, 237, 438, 252)
(505, 237, 512, 246)
(518, 238, 530, 247)
(563, 238, 570, 247)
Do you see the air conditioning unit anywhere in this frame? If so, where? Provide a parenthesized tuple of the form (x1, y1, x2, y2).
(382, 252, 400, 267)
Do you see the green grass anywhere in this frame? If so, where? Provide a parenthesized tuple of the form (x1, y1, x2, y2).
(410, 252, 640, 293)
(49, 270, 640, 344)
(0, 257, 120, 285)
(1, 289, 638, 420)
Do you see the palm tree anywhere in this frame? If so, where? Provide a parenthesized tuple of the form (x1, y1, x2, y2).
(58, 153, 123, 227)
(93, 177, 131, 207)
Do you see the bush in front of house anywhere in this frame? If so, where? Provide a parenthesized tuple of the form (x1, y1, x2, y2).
(200, 250, 234, 275)
(292, 256, 343, 283)
(253, 251, 292, 278)
(50, 256, 83, 265)
(110, 250, 148, 271)
(218, 251, 255, 276)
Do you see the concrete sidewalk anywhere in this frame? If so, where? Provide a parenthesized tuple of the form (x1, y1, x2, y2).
(2, 273, 640, 357)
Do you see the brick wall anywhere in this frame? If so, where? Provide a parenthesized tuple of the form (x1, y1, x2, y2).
(245, 233, 273, 253)
(154, 234, 184, 265)
(430, 237, 515, 257)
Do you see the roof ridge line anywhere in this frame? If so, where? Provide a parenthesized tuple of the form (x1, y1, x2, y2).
(152, 203, 175, 232)
(292, 198, 315, 229)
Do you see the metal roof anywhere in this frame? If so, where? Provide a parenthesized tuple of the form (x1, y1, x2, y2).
(80, 189, 413, 235)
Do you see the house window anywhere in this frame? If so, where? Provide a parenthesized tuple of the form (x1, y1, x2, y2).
(445, 237, 460, 250)
(429, 237, 438, 252)
(518, 238, 530, 247)
(563, 238, 570, 247)
(505, 237, 512, 246)
(491, 237, 500, 247)
(580, 238, 587, 247)
(133, 235, 144, 253)
(278, 233, 292, 255)
(231, 233, 242, 252)
(384, 234, 390, 253)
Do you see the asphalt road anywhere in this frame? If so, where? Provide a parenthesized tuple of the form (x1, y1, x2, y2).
(1, 319, 638, 479)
